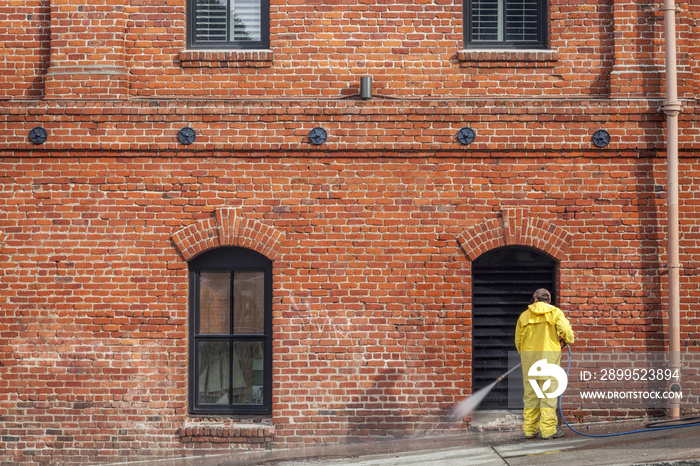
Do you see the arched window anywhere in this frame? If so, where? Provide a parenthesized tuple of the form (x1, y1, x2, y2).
(188, 247, 272, 414)
(472, 246, 556, 409)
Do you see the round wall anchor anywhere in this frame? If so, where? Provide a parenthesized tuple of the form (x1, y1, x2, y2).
(592, 129, 610, 148)
(309, 127, 327, 145)
(178, 127, 196, 145)
(29, 126, 48, 145)
(457, 127, 475, 145)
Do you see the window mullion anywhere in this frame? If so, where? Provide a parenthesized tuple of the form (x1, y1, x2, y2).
(228, 339, 234, 407)
(230, 270, 235, 335)
(226, 0, 232, 43)
(498, 0, 504, 42)
(229, 271, 235, 406)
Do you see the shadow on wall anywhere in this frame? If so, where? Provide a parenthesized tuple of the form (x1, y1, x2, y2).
(343, 365, 455, 441)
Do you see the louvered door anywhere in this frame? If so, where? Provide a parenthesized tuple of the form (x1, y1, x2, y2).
(471, 247, 556, 409)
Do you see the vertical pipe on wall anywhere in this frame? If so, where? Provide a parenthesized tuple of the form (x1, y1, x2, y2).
(662, 0, 682, 420)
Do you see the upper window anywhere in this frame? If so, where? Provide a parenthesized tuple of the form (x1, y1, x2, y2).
(187, 0, 270, 49)
(464, 0, 547, 49)
(188, 247, 272, 415)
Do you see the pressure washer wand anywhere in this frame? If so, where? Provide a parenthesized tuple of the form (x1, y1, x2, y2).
(494, 362, 522, 385)
(445, 362, 522, 421)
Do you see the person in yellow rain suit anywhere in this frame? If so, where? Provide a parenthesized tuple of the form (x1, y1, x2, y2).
(515, 288, 575, 440)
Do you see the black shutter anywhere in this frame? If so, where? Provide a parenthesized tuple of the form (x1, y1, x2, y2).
(505, 0, 540, 42)
(471, 0, 500, 41)
(195, 0, 228, 42)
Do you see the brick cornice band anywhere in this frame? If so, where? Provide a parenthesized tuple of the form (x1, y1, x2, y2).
(171, 207, 286, 261)
(457, 208, 574, 261)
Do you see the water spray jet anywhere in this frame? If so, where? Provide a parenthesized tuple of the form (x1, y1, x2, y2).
(444, 363, 522, 422)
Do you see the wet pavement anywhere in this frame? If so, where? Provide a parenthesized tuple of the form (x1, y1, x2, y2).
(146, 420, 700, 466)
(247, 424, 700, 466)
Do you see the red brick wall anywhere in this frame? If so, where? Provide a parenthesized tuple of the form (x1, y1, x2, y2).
(1, 153, 699, 462)
(1, 1, 699, 100)
(0, 0, 50, 99)
(1, 0, 700, 463)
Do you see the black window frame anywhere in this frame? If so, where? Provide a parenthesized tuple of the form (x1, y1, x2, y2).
(188, 247, 273, 415)
(186, 0, 270, 50)
(464, 0, 548, 49)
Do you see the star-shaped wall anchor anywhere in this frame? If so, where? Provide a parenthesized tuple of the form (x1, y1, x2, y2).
(592, 130, 610, 148)
(457, 127, 475, 145)
(178, 127, 196, 145)
(29, 126, 48, 145)
(309, 127, 327, 145)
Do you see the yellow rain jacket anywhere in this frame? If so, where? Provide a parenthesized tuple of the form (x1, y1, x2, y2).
(515, 301, 574, 354)
(515, 301, 574, 438)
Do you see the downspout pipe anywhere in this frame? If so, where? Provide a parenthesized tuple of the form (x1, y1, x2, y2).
(661, 0, 682, 420)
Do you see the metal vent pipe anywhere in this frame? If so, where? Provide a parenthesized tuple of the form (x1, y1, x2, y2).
(662, 0, 682, 420)
(360, 76, 372, 100)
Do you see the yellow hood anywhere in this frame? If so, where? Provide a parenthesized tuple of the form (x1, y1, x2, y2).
(515, 302, 575, 353)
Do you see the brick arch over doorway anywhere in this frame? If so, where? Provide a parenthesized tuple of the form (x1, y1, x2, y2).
(171, 207, 287, 261)
(456, 208, 575, 262)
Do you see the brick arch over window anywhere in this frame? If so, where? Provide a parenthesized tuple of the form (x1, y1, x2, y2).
(171, 207, 286, 261)
(456, 208, 574, 261)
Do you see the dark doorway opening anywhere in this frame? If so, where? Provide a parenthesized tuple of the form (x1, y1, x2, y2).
(471, 246, 556, 409)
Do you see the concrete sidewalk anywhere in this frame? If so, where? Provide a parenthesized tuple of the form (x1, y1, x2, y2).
(121, 419, 700, 466)
(242, 423, 700, 466)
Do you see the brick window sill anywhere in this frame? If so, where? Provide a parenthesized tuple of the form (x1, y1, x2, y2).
(179, 49, 273, 68)
(179, 420, 275, 444)
(457, 49, 558, 67)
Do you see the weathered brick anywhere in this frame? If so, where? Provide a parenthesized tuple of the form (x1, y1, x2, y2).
(1, 0, 700, 464)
